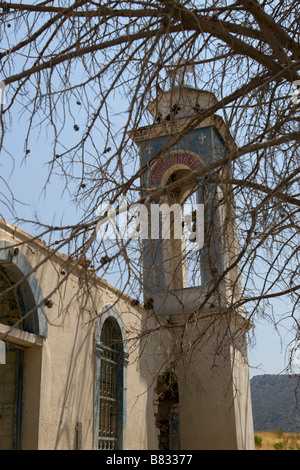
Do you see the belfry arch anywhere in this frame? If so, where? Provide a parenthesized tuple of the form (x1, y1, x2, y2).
(147, 150, 204, 186)
(149, 152, 204, 291)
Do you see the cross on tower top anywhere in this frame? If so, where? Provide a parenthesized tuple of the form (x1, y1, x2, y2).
(166, 59, 195, 88)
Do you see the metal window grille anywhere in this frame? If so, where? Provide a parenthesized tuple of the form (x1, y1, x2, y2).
(0, 273, 22, 327)
(98, 319, 121, 450)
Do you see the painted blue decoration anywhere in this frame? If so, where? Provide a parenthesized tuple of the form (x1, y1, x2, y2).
(137, 122, 227, 294)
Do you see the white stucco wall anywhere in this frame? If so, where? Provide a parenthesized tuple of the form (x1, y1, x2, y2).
(0, 220, 171, 450)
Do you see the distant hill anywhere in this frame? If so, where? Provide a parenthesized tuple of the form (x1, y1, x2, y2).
(250, 374, 300, 433)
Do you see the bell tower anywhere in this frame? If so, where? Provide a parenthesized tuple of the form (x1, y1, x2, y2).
(130, 70, 240, 316)
(129, 71, 254, 450)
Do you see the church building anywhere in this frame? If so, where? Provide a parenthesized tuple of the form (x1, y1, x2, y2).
(0, 78, 254, 450)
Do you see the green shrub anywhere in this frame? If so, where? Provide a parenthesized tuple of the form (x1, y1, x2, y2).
(273, 441, 284, 450)
(254, 435, 262, 448)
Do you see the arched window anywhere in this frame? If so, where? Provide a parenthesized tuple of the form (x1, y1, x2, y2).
(94, 310, 128, 450)
(155, 370, 180, 450)
(0, 242, 47, 450)
(0, 241, 47, 337)
(0, 271, 23, 328)
(0, 272, 24, 449)
(162, 166, 202, 290)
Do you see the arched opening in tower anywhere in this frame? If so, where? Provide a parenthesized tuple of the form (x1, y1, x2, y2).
(164, 169, 202, 289)
(154, 370, 180, 450)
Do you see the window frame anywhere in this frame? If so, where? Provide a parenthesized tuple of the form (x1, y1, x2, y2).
(94, 305, 128, 450)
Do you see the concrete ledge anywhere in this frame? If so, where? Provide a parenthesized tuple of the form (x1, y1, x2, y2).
(0, 323, 43, 347)
(151, 284, 226, 318)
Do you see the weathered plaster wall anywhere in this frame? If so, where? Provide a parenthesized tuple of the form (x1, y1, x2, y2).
(169, 313, 254, 450)
(0, 220, 170, 450)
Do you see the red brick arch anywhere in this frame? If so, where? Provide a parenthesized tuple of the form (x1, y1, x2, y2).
(148, 151, 204, 185)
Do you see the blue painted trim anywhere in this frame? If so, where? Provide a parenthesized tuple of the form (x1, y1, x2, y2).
(94, 305, 128, 450)
(0, 240, 47, 337)
(138, 124, 227, 291)
(95, 305, 128, 354)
